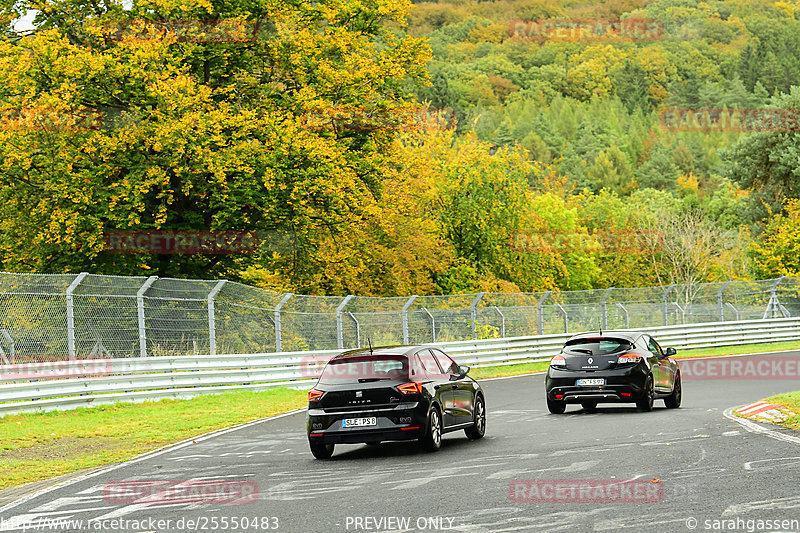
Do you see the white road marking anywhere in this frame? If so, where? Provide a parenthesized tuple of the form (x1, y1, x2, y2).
(724, 406, 800, 446)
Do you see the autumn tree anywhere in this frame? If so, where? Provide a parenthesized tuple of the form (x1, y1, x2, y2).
(0, 0, 430, 290)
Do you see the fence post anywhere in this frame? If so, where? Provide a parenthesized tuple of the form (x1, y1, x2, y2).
(402, 295, 418, 344)
(65, 272, 88, 361)
(662, 284, 674, 327)
(137, 276, 158, 357)
(336, 295, 354, 350)
(207, 280, 228, 356)
(717, 281, 731, 322)
(421, 307, 436, 343)
(347, 312, 361, 348)
(615, 302, 629, 329)
(601, 287, 614, 330)
(274, 293, 293, 352)
(537, 291, 552, 335)
(0, 329, 14, 365)
(470, 292, 486, 339)
(555, 303, 568, 333)
(767, 275, 786, 319)
(492, 306, 505, 337)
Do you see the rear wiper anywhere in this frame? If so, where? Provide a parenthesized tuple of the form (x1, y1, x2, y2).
(357, 378, 383, 383)
(567, 348, 593, 355)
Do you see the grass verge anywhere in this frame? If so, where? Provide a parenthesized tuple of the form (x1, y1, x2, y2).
(3, 339, 800, 491)
(0, 388, 307, 491)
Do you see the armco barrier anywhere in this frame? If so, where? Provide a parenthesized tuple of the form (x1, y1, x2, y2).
(1, 317, 799, 416)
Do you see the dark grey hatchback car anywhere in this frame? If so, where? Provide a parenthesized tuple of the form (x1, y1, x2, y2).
(306, 345, 486, 459)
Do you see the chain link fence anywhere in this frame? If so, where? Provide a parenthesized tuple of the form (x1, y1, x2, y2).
(0, 272, 796, 363)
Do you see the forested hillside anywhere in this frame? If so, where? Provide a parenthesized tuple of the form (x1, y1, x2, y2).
(1, 0, 799, 295)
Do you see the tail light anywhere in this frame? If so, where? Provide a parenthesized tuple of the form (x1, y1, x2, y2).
(397, 382, 423, 395)
(550, 355, 566, 367)
(308, 389, 324, 401)
(617, 353, 642, 365)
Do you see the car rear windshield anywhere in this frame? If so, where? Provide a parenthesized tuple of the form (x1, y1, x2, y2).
(564, 337, 633, 355)
(319, 355, 409, 383)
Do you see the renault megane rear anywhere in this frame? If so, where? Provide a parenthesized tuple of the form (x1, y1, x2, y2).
(545, 331, 681, 414)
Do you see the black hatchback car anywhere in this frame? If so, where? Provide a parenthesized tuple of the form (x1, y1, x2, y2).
(306, 345, 486, 459)
(545, 331, 681, 414)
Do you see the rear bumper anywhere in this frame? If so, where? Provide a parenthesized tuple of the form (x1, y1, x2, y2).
(307, 402, 427, 444)
(545, 366, 648, 403)
(308, 426, 424, 444)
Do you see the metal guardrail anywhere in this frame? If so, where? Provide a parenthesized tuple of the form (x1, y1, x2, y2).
(1, 317, 800, 417)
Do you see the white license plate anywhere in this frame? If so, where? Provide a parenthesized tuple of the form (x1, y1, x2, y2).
(342, 417, 377, 428)
(577, 378, 605, 386)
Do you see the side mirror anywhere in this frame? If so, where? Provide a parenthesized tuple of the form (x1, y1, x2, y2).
(450, 365, 470, 380)
(665, 347, 676, 357)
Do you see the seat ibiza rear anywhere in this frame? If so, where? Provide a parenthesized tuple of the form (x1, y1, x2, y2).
(306, 345, 486, 459)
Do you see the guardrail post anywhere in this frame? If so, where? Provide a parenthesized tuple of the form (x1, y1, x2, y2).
(207, 280, 228, 356)
(470, 292, 486, 339)
(347, 311, 361, 348)
(274, 293, 293, 352)
(336, 295, 354, 350)
(421, 307, 436, 343)
(601, 287, 614, 330)
(402, 295, 418, 344)
(65, 272, 88, 361)
(492, 306, 505, 337)
(615, 302, 629, 329)
(136, 276, 158, 357)
(537, 291, 552, 335)
(717, 281, 731, 322)
(662, 284, 674, 327)
(555, 303, 568, 333)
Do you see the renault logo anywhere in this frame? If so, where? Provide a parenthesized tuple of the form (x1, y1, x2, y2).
(356, 391, 362, 398)
(588, 358, 594, 364)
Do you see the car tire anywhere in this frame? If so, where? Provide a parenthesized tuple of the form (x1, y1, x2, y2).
(309, 441, 334, 459)
(637, 376, 654, 412)
(420, 406, 442, 451)
(465, 394, 486, 440)
(665, 373, 682, 409)
(581, 401, 597, 412)
(547, 398, 566, 414)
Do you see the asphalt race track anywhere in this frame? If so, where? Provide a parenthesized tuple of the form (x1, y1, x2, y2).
(3, 352, 800, 533)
